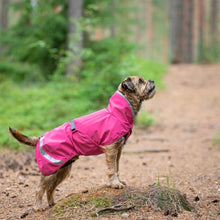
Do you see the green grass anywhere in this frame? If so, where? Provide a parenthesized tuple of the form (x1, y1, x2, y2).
(213, 131, 220, 148)
(135, 110, 155, 128)
(0, 58, 167, 150)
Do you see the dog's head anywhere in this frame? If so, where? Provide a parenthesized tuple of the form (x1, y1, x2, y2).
(119, 76, 156, 101)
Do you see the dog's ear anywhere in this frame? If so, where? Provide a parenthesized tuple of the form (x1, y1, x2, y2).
(121, 77, 136, 93)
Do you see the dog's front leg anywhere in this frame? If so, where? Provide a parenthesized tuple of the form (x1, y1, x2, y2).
(116, 144, 126, 186)
(102, 138, 125, 189)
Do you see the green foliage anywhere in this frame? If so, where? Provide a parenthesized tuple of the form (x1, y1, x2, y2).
(157, 174, 161, 187)
(0, 60, 43, 82)
(0, 0, 68, 78)
(166, 176, 170, 188)
(136, 110, 155, 128)
(84, 0, 134, 37)
(198, 43, 220, 63)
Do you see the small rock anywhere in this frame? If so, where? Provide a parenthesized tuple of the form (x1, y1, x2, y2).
(164, 210, 178, 217)
(211, 199, 219, 203)
(20, 212, 28, 219)
(82, 189, 89, 193)
(164, 210, 172, 216)
(121, 213, 129, 218)
(172, 212, 178, 217)
(194, 196, 200, 202)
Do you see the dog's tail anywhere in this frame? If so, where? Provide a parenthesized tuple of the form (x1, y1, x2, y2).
(9, 127, 39, 147)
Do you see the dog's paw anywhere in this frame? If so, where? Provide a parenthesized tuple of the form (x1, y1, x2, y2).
(49, 202, 55, 208)
(109, 182, 125, 189)
(34, 205, 45, 211)
(119, 180, 127, 186)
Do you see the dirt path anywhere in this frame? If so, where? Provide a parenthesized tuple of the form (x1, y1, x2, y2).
(0, 64, 220, 219)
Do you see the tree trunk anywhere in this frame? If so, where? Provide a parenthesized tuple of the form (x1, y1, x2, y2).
(210, 0, 219, 57)
(66, 0, 83, 77)
(1, 0, 8, 29)
(0, 0, 9, 57)
(170, 0, 194, 63)
(182, 0, 194, 63)
(170, 0, 184, 63)
(198, 0, 205, 61)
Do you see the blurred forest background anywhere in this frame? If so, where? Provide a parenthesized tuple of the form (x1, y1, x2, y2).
(0, 0, 219, 149)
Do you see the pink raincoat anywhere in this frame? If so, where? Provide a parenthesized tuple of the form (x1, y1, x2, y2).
(36, 91, 134, 175)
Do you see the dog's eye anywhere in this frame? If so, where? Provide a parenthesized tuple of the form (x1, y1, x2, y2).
(139, 79, 144, 84)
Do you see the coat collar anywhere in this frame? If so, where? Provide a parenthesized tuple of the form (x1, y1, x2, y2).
(107, 91, 134, 125)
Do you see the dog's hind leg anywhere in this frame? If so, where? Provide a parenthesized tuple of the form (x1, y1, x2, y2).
(35, 175, 47, 210)
(45, 164, 72, 207)
(35, 164, 72, 209)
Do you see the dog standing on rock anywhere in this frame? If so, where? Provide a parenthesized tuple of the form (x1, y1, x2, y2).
(9, 76, 156, 210)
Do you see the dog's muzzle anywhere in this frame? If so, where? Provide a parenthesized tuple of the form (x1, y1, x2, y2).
(147, 80, 156, 94)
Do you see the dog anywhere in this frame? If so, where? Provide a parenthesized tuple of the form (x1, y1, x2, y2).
(9, 76, 156, 209)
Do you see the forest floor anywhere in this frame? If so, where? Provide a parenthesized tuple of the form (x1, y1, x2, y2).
(0, 64, 220, 219)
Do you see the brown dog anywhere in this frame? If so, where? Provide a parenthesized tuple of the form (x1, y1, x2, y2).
(9, 76, 156, 209)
